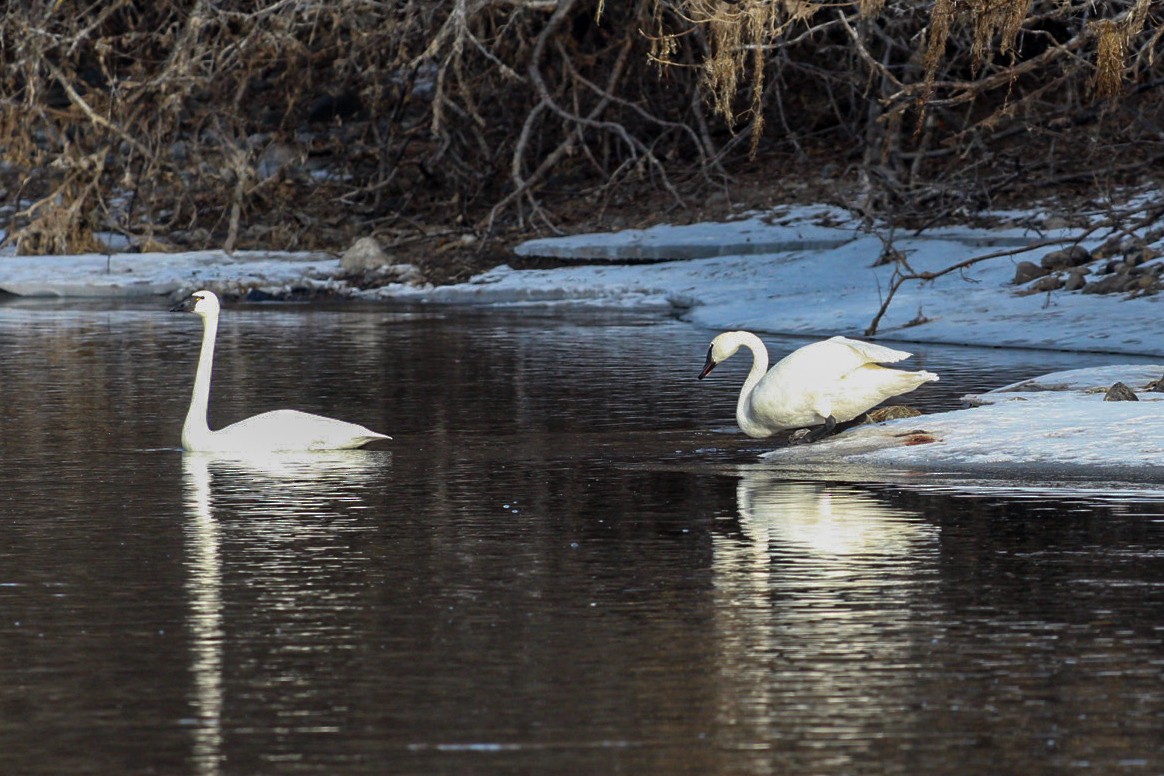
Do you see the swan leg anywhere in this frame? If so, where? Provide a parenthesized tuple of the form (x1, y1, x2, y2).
(800, 414, 874, 445)
(808, 414, 837, 441)
(790, 415, 838, 445)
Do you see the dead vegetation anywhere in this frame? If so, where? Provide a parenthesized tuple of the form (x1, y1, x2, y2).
(0, 0, 1161, 281)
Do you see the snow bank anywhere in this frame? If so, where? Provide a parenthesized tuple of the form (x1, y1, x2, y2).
(760, 364, 1164, 474)
(382, 205, 1164, 357)
(4, 204, 1163, 359)
(0, 250, 341, 298)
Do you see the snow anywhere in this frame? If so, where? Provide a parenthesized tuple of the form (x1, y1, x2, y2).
(390, 207, 1164, 357)
(759, 364, 1164, 476)
(0, 249, 342, 298)
(3, 203, 1164, 482)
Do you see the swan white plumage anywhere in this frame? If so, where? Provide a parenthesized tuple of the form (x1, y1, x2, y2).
(172, 290, 390, 453)
(699, 331, 938, 439)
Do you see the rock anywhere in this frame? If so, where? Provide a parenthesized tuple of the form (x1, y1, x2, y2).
(1064, 269, 1088, 291)
(1013, 261, 1048, 284)
(1145, 374, 1164, 392)
(172, 227, 212, 248)
(256, 141, 303, 180)
(1040, 245, 1092, 270)
(1031, 274, 1064, 292)
(787, 428, 813, 444)
(340, 248, 423, 288)
(704, 191, 730, 209)
(1126, 246, 1162, 266)
(373, 262, 423, 284)
(341, 236, 391, 272)
(134, 236, 174, 253)
(1092, 236, 1125, 259)
(307, 90, 364, 123)
(1104, 382, 1139, 401)
(866, 405, 922, 422)
(1082, 273, 1135, 294)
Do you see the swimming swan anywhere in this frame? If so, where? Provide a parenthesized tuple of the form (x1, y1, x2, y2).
(698, 332, 938, 439)
(172, 290, 390, 452)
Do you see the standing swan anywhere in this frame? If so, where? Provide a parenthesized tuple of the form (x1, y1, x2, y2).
(171, 290, 390, 452)
(699, 332, 938, 439)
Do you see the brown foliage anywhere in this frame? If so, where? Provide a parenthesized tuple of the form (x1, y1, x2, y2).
(0, 0, 1160, 264)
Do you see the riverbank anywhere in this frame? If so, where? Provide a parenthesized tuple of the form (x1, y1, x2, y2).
(3, 202, 1161, 356)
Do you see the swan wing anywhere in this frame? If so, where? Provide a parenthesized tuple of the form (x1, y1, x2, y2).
(826, 336, 914, 365)
(212, 409, 389, 452)
(748, 337, 930, 430)
(768, 336, 914, 386)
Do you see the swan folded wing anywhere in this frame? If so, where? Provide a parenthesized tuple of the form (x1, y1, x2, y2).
(214, 409, 388, 452)
(828, 336, 914, 365)
(753, 359, 938, 430)
(771, 337, 912, 388)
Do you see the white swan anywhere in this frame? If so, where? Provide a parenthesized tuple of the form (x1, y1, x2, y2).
(172, 290, 390, 452)
(699, 332, 938, 439)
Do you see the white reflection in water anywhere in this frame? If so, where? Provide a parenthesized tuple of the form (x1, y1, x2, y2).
(182, 454, 224, 776)
(713, 468, 941, 754)
(180, 450, 388, 775)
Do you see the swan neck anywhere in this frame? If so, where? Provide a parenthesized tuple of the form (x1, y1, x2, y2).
(735, 333, 769, 427)
(185, 311, 218, 444)
(738, 333, 769, 398)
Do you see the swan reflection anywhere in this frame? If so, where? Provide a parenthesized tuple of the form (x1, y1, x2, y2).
(712, 469, 941, 752)
(732, 472, 935, 565)
(182, 454, 224, 776)
(180, 450, 388, 775)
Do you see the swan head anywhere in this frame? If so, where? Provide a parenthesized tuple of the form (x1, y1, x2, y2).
(170, 289, 221, 317)
(698, 331, 747, 379)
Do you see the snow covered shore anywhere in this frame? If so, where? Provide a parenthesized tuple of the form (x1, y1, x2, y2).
(400, 206, 1164, 358)
(0, 249, 341, 299)
(760, 364, 1164, 477)
(3, 204, 1163, 480)
(3, 204, 1162, 357)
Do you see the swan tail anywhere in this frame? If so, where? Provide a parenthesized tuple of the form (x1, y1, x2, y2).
(884, 368, 939, 392)
(835, 365, 939, 417)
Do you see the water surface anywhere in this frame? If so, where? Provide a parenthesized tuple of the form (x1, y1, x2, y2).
(2, 300, 1163, 774)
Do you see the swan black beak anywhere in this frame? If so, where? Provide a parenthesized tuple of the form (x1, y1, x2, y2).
(170, 295, 196, 313)
(698, 347, 717, 380)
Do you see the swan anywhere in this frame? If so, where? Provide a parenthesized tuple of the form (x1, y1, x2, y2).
(171, 290, 390, 453)
(698, 331, 938, 439)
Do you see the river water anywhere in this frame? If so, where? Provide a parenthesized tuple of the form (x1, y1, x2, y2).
(2, 299, 1163, 775)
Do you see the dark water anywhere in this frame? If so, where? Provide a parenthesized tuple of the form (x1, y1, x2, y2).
(2, 299, 1163, 775)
